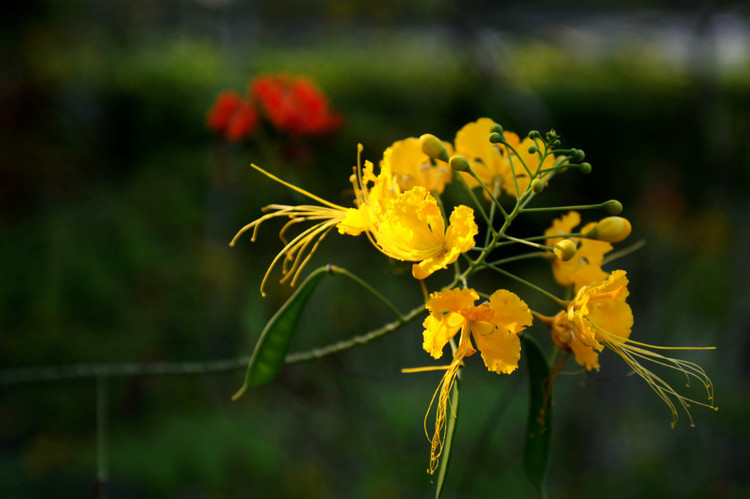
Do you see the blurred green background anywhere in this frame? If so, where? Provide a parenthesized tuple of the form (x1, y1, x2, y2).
(2, 1, 749, 497)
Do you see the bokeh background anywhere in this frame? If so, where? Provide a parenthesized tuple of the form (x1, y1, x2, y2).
(2, 1, 749, 498)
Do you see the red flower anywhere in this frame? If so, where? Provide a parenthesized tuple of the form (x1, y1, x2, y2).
(206, 91, 242, 133)
(206, 91, 258, 141)
(251, 75, 342, 136)
(226, 100, 259, 142)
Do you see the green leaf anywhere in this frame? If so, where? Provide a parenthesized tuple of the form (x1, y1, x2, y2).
(435, 367, 460, 499)
(522, 336, 552, 499)
(232, 266, 329, 400)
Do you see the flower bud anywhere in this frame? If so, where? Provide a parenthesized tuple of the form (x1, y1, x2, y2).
(585, 217, 632, 243)
(570, 149, 585, 162)
(449, 155, 471, 172)
(490, 124, 504, 135)
(605, 199, 623, 215)
(489, 132, 504, 144)
(419, 133, 450, 163)
(529, 130, 541, 139)
(531, 178, 545, 193)
(528, 145, 538, 154)
(553, 239, 577, 261)
(578, 162, 592, 174)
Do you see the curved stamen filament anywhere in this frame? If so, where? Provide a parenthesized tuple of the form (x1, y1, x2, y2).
(588, 319, 716, 428)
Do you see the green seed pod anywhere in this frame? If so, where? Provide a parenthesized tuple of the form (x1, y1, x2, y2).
(419, 133, 450, 163)
(579, 162, 592, 174)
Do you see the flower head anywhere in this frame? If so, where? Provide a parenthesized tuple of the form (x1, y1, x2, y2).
(251, 75, 342, 136)
(339, 148, 477, 280)
(206, 91, 258, 141)
(550, 270, 716, 427)
(415, 288, 532, 473)
(232, 146, 477, 294)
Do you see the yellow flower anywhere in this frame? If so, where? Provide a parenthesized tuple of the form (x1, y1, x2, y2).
(382, 137, 453, 194)
(454, 118, 555, 197)
(545, 211, 612, 291)
(550, 270, 716, 427)
(232, 146, 478, 294)
(415, 287, 532, 473)
(371, 187, 478, 280)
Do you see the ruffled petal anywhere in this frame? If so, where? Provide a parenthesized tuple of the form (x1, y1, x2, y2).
(337, 207, 370, 236)
(568, 335, 602, 370)
(471, 326, 521, 374)
(411, 204, 477, 280)
(488, 289, 533, 334)
(425, 288, 478, 315)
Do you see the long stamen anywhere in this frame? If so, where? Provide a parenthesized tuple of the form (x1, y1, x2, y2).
(251, 164, 347, 210)
(588, 319, 716, 428)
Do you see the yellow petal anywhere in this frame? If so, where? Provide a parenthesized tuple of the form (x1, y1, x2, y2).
(426, 288, 478, 314)
(422, 312, 464, 359)
(384, 137, 453, 194)
(411, 204, 477, 280)
(488, 289, 533, 334)
(544, 211, 581, 247)
(568, 335, 602, 370)
(454, 118, 504, 186)
(472, 327, 521, 374)
(337, 207, 370, 236)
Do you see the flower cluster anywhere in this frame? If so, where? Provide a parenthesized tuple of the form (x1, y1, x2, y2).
(206, 74, 342, 142)
(232, 117, 716, 478)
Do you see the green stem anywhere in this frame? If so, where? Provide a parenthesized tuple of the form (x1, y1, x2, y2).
(96, 376, 108, 493)
(495, 231, 584, 247)
(485, 251, 549, 267)
(455, 173, 495, 232)
(467, 170, 507, 222)
(502, 234, 553, 252)
(602, 239, 646, 265)
(521, 201, 611, 213)
(483, 178, 503, 247)
(328, 265, 404, 322)
(285, 304, 425, 363)
(483, 263, 568, 308)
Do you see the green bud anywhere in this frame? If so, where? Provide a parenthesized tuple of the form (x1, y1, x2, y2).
(528, 145, 538, 154)
(552, 140, 561, 147)
(531, 178, 545, 193)
(489, 132, 504, 144)
(490, 124, 504, 135)
(585, 216, 632, 243)
(579, 162, 592, 174)
(449, 155, 471, 172)
(529, 130, 541, 139)
(419, 133, 450, 163)
(605, 199, 623, 215)
(554, 239, 577, 261)
(570, 149, 585, 162)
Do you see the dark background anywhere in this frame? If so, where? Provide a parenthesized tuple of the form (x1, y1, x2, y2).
(1, 1, 749, 497)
